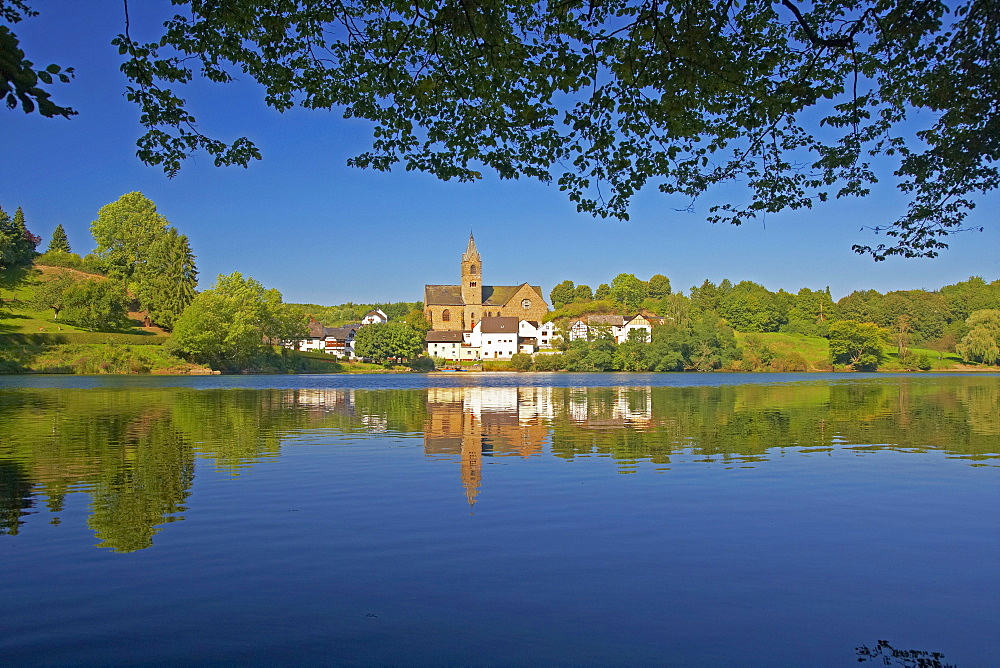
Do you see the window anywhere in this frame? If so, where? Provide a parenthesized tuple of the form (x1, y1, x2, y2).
(442, 309, 450, 322)
(470, 264, 477, 273)
(470, 281, 477, 287)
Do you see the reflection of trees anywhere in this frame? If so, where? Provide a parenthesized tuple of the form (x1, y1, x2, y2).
(0, 388, 344, 551)
(548, 379, 999, 465)
(0, 377, 996, 550)
(0, 461, 33, 535)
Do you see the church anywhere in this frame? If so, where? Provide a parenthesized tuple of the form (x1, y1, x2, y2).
(424, 235, 549, 331)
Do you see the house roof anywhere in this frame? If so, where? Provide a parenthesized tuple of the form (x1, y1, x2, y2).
(324, 326, 357, 341)
(588, 315, 626, 326)
(426, 330, 466, 342)
(480, 316, 519, 333)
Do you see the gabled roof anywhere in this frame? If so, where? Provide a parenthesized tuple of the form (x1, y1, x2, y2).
(425, 285, 464, 305)
(480, 316, 519, 333)
(484, 283, 544, 306)
(426, 330, 466, 342)
(588, 315, 626, 326)
(426, 283, 545, 307)
(324, 325, 357, 341)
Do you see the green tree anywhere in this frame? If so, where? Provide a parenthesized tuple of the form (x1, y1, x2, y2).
(90, 192, 170, 284)
(135, 227, 198, 330)
(404, 309, 431, 333)
(718, 281, 783, 332)
(63, 279, 131, 331)
(594, 284, 611, 301)
(648, 315, 740, 371)
(46, 224, 71, 253)
(610, 273, 647, 310)
(828, 320, 889, 371)
(168, 272, 306, 370)
(352, 322, 424, 365)
(10, 0, 994, 257)
(0, 205, 39, 269)
(31, 271, 75, 320)
(956, 310, 1000, 365)
(574, 285, 594, 302)
(647, 274, 672, 300)
(549, 280, 578, 309)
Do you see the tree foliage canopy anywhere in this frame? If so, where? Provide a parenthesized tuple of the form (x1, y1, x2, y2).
(3, 0, 996, 258)
(169, 272, 306, 370)
(353, 322, 425, 364)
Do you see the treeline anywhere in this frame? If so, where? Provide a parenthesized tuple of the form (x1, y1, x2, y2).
(548, 273, 1000, 359)
(287, 301, 423, 326)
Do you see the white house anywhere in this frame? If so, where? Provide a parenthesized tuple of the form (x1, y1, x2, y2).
(361, 309, 388, 325)
(426, 330, 465, 361)
(569, 314, 656, 344)
(286, 319, 359, 358)
(569, 319, 590, 341)
(475, 316, 520, 359)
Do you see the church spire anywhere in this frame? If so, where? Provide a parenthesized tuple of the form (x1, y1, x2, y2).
(462, 232, 480, 262)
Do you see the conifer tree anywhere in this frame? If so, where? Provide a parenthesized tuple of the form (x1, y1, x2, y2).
(0, 206, 39, 268)
(47, 224, 71, 253)
(136, 228, 198, 330)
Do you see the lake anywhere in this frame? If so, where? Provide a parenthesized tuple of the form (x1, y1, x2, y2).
(1, 373, 997, 665)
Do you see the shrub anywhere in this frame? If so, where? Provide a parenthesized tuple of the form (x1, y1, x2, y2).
(511, 353, 533, 371)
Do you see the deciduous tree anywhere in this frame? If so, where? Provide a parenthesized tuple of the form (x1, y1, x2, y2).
(168, 272, 306, 370)
(8, 0, 994, 258)
(90, 192, 170, 284)
(828, 320, 889, 371)
(956, 310, 1000, 365)
(63, 278, 131, 331)
(353, 322, 424, 365)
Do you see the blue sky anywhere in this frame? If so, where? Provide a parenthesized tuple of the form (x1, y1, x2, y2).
(3, 2, 997, 306)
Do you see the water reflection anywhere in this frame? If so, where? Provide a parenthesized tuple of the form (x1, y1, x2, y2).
(1, 377, 997, 550)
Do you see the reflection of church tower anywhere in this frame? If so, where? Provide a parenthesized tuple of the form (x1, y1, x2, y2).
(461, 234, 482, 328)
(460, 411, 483, 508)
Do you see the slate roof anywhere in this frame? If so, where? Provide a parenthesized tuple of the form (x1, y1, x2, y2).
(426, 330, 466, 342)
(324, 325, 358, 341)
(480, 316, 519, 333)
(425, 283, 545, 306)
(425, 285, 464, 305)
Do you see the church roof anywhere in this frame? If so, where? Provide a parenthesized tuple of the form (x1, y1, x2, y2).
(425, 285, 464, 305)
(425, 284, 544, 306)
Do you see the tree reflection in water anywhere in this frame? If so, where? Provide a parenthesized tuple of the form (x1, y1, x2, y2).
(0, 377, 996, 550)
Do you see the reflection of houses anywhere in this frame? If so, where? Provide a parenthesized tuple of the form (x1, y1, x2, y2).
(564, 387, 653, 428)
(423, 386, 552, 506)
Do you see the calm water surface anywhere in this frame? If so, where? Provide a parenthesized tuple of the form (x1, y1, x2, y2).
(1, 373, 997, 665)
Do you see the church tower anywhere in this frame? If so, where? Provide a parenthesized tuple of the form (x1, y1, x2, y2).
(461, 233, 482, 311)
